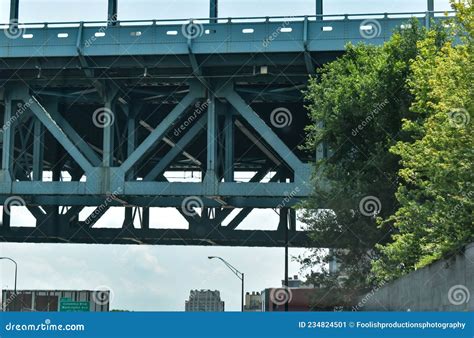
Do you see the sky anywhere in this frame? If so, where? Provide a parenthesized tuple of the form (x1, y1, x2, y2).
(0, 0, 453, 311)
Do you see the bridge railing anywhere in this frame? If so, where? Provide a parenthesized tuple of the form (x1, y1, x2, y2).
(0, 11, 455, 58)
(0, 11, 454, 27)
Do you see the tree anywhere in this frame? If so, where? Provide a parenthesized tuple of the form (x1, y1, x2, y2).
(372, 0, 474, 281)
(299, 20, 448, 290)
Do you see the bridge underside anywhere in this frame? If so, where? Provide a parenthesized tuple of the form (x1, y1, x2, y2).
(0, 12, 450, 247)
(0, 50, 320, 247)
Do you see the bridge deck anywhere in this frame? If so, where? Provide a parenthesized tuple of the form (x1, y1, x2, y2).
(0, 12, 451, 58)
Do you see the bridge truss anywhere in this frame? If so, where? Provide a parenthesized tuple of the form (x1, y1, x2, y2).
(0, 0, 450, 247)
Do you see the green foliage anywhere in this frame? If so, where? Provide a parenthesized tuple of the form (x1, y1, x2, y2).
(299, 20, 441, 289)
(372, 0, 474, 281)
(301, 2, 473, 289)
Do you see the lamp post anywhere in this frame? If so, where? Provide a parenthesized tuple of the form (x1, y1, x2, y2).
(0, 257, 18, 294)
(208, 256, 244, 312)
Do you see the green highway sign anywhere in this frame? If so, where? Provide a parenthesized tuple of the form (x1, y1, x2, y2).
(59, 298, 90, 312)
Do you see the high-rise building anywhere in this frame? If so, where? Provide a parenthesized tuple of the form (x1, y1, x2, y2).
(185, 290, 224, 312)
(244, 291, 262, 312)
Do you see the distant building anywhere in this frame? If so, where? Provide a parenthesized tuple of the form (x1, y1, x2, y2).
(185, 290, 224, 312)
(1, 290, 110, 312)
(244, 292, 262, 312)
(262, 276, 361, 311)
(282, 275, 303, 288)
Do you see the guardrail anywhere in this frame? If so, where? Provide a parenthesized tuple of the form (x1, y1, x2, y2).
(0, 11, 455, 58)
(0, 11, 455, 27)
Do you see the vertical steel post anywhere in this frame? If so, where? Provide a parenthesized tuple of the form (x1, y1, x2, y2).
(142, 207, 150, 229)
(9, 0, 19, 22)
(102, 97, 115, 167)
(426, 0, 434, 28)
(2, 211, 11, 228)
(45, 99, 61, 224)
(108, 0, 118, 25)
(279, 208, 289, 311)
(289, 209, 296, 231)
(0, 257, 17, 294)
(284, 213, 289, 312)
(124, 104, 135, 228)
(1, 95, 14, 182)
(210, 0, 218, 23)
(427, 0, 434, 11)
(126, 107, 136, 178)
(32, 119, 44, 181)
(316, 0, 323, 20)
(223, 108, 234, 182)
(204, 93, 218, 192)
(241, 273, 245, 312)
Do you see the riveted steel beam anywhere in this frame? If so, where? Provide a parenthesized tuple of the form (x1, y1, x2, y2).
(120, 82, 204, 174)
(144, 112, 207, 181)
(26, 96, 94, 173)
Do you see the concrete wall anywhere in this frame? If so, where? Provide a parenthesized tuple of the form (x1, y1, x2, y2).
(357, 243, 474, 311)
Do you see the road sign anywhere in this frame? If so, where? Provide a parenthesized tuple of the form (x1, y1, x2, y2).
(59, 298, 90, 312)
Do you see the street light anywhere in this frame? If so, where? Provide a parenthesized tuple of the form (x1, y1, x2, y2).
(0, 257, 18, 294)
(208, 256, 244, 312)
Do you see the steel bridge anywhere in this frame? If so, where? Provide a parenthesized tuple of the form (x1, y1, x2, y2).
(0, 0, 450, 247)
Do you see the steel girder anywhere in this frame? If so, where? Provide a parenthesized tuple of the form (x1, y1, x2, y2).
(0, 78, 312, 247)
(0, 15, 452, 59)
(1, 10, 451, 247)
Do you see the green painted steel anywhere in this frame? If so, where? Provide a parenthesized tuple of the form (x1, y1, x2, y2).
(0, 6, 454, 247)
